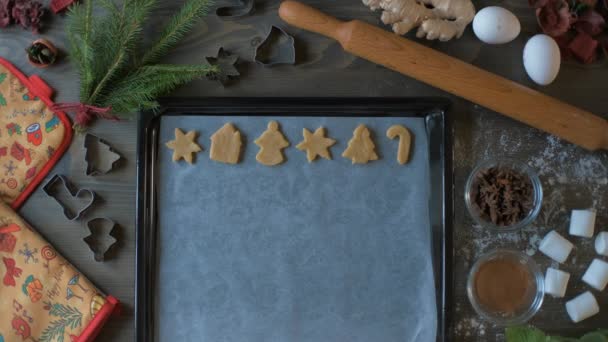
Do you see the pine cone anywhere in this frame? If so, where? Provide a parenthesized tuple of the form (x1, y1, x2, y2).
(0, 0, 13, 28)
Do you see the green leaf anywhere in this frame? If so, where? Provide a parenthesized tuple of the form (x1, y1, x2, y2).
(506, 326, 547, 342)
(580, 333, 608, 342)
(0, 73, 7, 84)
(0, 94, 6, 106)
(140, 0, 214, 65)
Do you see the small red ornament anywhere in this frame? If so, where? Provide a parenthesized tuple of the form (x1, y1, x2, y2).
(51, 0, 76, 14)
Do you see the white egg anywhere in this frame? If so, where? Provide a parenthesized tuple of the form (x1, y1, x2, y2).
(473, 6, 521, 44)
(523, 34, 561, 86)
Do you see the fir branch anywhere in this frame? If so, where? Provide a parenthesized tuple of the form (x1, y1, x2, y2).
(64, 0, 226, 129)
(140, 0, 214, 66)
(86, 0, 158, 105)
(99, 64, 219, 115)
(65, 2, 95, 102)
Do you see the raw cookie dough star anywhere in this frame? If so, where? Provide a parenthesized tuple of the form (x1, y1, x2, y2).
(296, 127, 336, 162)
(342, 124, 378, 164)
(165, 128, 202, 164)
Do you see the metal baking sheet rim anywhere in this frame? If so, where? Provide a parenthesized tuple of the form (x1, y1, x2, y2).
(135, 98, 454, 342)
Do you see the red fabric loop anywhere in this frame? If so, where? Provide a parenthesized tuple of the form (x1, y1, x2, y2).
(50, 103, 118, 127)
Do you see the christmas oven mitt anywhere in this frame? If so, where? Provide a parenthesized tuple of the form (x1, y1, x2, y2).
(0, 58, 73, 209)
(0, 201, 118, 342)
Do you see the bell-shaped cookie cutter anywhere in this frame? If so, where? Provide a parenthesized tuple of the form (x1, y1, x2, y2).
(84, 217, 119, 262)
(254, 26, 296, 66)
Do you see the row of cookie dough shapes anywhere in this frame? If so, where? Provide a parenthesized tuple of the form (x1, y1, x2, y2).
(340, 124, 413, 165)
(166, 123, 413, 166)
(165, 124, 244, 165)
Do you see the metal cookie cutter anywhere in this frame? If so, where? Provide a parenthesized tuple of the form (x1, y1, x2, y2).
(205, 47, 240, 86)
(216, 0, 255, 19)
(254, 26, 296, 67)
(84, 217, 119, 262)
(84, 134, 122, 176)
(42, 175, 96, 221)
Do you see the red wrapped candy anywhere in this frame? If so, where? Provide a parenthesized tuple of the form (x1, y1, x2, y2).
(573, 9, 606, 36)
(0, 0, 13, 28)
(568, 31, 599, 63)
(536, 0, 573, 37)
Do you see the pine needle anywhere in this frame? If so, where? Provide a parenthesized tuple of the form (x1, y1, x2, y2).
(100, 64, 219, 114)
(141, 0, 215, 66)
(65, 0, 221, 126)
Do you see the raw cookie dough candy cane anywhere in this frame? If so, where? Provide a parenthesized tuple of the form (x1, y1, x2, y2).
(386, 125, 412, 165)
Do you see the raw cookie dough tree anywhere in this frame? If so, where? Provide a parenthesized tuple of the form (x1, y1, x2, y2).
(165, 128, 203, 164)
(210, 123, 242, 164)
(296, 127, 336, 162)
(255, 121, 290, 166)
(342, 125, 379, 164)
(362, 0, 476, 41)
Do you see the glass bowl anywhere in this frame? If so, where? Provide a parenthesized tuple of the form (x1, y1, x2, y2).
(467, 249, 545, 326)
(464, 159, 543, 232)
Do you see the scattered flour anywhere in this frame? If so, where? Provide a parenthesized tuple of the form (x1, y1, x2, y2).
(454, 114, 607, 338)
(454, 316, 488, 339)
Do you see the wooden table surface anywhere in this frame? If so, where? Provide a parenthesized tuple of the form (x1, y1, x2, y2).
(1, 0, 607, 341)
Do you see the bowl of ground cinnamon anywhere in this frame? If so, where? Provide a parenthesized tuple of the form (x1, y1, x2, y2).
(465, 160, 543, 231)
(467, 249, 545, 325)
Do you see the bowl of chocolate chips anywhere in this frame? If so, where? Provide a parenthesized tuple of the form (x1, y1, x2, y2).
(465, 159, 543, 231)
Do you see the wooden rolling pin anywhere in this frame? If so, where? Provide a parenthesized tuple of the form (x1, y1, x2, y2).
(279, 1, 608, 151)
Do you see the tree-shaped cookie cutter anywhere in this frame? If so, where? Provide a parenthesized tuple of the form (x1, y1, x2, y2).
(42, 175, 96, 221)
(84, 217, 119, 262)
(84, 134, 122, 176)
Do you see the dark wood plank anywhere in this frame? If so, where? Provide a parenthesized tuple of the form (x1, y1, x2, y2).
(1, 0, 606, 341)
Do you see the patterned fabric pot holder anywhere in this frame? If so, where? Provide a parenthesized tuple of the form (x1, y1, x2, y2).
(0, 57, 73, 209)
(0, 58, 119, 341)
(0, 202, 119, 342)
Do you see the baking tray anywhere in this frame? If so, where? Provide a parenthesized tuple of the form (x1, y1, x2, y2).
(136, 98, 453, 342)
